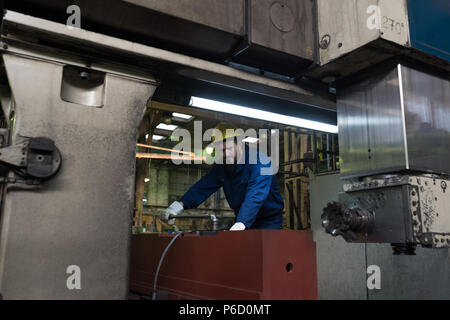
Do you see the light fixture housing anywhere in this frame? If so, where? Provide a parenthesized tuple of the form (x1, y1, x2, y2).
(189, 96, 338, 134)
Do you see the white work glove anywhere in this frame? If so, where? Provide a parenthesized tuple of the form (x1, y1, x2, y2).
(229, 222, 246, 231)
(162, 201, 184, 225)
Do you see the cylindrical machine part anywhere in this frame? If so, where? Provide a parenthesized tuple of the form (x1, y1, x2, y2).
(321, 202, 374, 241)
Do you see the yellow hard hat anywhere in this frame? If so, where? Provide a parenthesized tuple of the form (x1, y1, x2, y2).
(212, 122, 241, 144)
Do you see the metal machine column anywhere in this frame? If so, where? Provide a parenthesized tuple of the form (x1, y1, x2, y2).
(0, 53, 157, 299)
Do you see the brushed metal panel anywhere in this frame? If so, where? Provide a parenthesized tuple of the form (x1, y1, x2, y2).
(337, 83, 371, 175)
(401, 65, 450, 174)
(0, 55, 156, 299)
(338, 67, 406, 177)
(366, 67, 407, 173)
(339, 64, 450, 177)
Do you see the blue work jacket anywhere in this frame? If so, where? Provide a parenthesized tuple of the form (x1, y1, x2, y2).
(181, 146, 284, 229)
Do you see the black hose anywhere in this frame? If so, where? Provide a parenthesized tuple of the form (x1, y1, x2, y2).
(152, 231, 184, 300)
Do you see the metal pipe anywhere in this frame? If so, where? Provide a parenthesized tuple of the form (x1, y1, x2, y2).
(168, 214, 212, 220)
(143, 205, 233, 213)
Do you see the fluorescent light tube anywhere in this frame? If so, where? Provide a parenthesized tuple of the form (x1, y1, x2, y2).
(156, 123, 178, 131)
(152, 135, 165, 141)
(189, 96, 338, 134)
(172, 112, 193, 120)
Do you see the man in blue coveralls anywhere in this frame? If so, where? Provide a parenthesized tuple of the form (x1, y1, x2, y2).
(162, 123, 284, 231)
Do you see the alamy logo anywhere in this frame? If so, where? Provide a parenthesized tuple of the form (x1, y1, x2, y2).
(66, 265, 81, 290)
(170, 121, 280, 175)
(367, 265, 381, 290)
(66, 5, 81, 29)
(366, 5, 382, 30)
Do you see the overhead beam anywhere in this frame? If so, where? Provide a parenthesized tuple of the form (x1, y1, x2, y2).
(1, 11, 336, 112)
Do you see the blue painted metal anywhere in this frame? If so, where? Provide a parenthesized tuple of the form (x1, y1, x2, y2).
(407, 0, 450, 62)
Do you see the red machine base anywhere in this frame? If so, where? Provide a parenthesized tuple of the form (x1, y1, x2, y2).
(130, 230, 317, 300)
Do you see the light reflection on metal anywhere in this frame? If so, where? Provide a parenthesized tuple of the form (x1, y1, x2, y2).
(136, 143, 194, 156)
(136, 153, 205, 162)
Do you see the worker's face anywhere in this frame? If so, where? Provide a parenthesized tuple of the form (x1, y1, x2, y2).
(222, 139, 236, 164)
(222, 139, 242, 165)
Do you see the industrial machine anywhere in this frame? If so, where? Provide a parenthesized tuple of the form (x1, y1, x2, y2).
(0, 0, 448, 299)
(319, 0, 450, 254)
(322, 63, 450, 254)
(0, 1, 328, 299)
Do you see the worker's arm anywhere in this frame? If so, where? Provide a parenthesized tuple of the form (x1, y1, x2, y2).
(180, 165, 223, 209)
(235, 161, 274, 228)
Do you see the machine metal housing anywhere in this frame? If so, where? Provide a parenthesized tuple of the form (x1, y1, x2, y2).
(322, 63, 450, 251)
(338, 64, 450, 178)
(0, 13, 159, 298)
(337, 174, 450, 248)
(5, 0, 316, 77)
